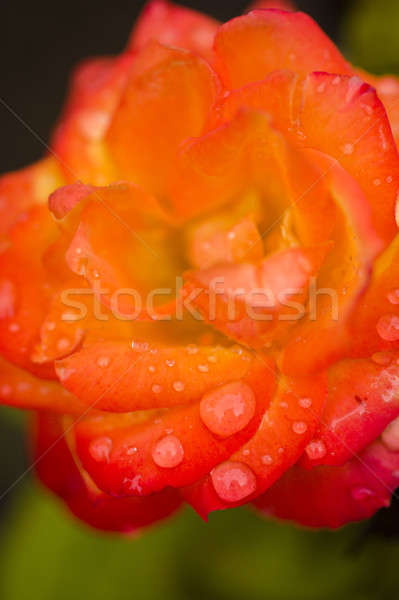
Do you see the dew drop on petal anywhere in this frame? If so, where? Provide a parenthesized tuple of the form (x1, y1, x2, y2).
(377, 315, 399, 341)
(173, 381, 185, 392)
(89, 436, 113, 462)
(97, 356, 110, 368)
(261, 454, 273, 466)
(186, 344, 198, 354)
(166, 359, 175, 367)
(57, 338, 71, 352)
(351, 486, 375, 501)
(200, 381, 256, 437)
(211, 461, 257, 502)
(8, 322, 20, 333)
(148, 365, 156, 373)
(299, 397, 312, 409)
(152, 384, 162, 394)
(152, 435, 184, 468)
(341, 143, 354, 155)
(387, 289, 399, 305)
(292, 421, 308, 434)
(208, 355, 217, 363)
(197, 364, 209, 373)
(372, 351, 392, 366)
(126, 446, 138, 455)
(0, 384, 12, 397)
(305, 439, 327, 461)
(382, 416, 399, 452)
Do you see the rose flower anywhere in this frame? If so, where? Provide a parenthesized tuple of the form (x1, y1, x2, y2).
(2, 0, 399, 533)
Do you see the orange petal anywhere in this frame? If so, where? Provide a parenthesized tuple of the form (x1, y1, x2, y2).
(56, 341, 258, 412)
(183, 371, 327, 516)
(295, 72, 399, 243)
(70, 355, 275, 496)
(106, 47, 220, 197)
(300, 355, 399, 468)
(33, 413, 182, 533)
(0, 356, 87, 414)
(128, 0, 219, 62)
(214, 9, 351, 89)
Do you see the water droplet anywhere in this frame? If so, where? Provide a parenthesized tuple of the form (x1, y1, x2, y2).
(373, 178, 382, 186)
(278, 447, 284, 454)
(197, 364, 209, 373)
(57, 338, 71, 352)
(351, 486, 375, 501)
(152, 435, 184, 468)
(341, 143, 354, 155)
(186, 344, 198, 354)
(200, 381, 256, 437)
(8, 322, 19, 333)
(332, 76, 341, 85)
(387, 289, 399, 305)
(211, 461, 257, 502)
(166, 359, 175, 367)
(89, 437, 113, 462)
(377, 314, 399, 341)
(46, 321, 56, 331)
(97, 356, 110, 368)
(148, 365, 156, 373)
(292, 421, 308, 434)
(126, 446, 137, 455)
(305, 439, 327, 461)
(261, 454, 273, 465)
(173, 381, 185, 392)
(387, 176, 393, 184)
(299, 397, 312, 409)
(243, 449, 250, 456)
(0, 384, 12, 397)
(382, 416, 399, 452)
(372, 351, 392, 366)
(152, 384, 162, 394)
(17, 382, 30, 393)
(208, 355, 217, 363)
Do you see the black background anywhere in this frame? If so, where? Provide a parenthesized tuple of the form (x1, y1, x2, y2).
(0, 0, 348, 173)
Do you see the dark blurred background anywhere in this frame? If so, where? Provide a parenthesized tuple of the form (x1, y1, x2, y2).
(1, 1, 399, 599)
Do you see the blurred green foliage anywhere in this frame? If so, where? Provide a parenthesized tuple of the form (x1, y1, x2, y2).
(344, 0, 399, 74)
(0, 479, 398, 600)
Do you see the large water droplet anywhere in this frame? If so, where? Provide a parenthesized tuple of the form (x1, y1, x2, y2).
(200, 381, 256, 437)
(305, 439, 327, 461)
(211, 461, 257, 502)
(261, 454, 273, 466)
(382, 416, 399, 452)
(152, 435, 184, 468)
(89, 436, 113, 462)
(376, 314, 399, 341)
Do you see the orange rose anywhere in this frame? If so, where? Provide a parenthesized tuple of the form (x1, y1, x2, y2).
(2, 0, 399, 533)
